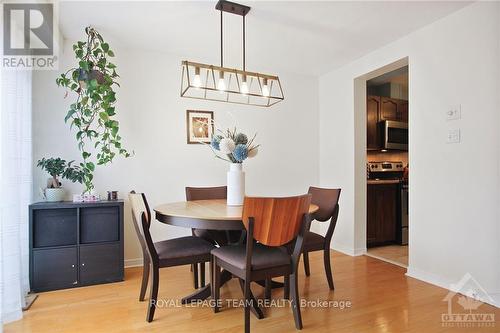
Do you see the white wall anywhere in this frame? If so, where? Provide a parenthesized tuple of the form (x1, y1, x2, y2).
(318, 2, 500, 306)
(32, 43, 319, 265)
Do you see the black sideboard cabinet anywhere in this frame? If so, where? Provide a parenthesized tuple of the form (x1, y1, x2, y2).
(29, 200, 124, 292)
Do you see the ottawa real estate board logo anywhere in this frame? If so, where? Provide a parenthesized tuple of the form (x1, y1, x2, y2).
(441, 273, 496, 328)
(2, 1, 58, 69)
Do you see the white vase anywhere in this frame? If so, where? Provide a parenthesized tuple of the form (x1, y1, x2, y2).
(227, 163, 245, 206)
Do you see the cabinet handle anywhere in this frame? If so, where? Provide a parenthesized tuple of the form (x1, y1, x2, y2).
(71, 264, 75, 268)
(72, 281, 78, 285)
(81, 263, 85, 266)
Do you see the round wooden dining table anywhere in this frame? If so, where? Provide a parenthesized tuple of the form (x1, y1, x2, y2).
(154, 199, 319, 317)
(154, 198, 319, 231)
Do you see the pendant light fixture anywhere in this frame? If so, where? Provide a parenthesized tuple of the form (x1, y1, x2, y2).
(180, 0, 284, 107)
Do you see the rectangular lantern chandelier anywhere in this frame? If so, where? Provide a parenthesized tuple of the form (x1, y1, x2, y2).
(180, 0, 284, 107)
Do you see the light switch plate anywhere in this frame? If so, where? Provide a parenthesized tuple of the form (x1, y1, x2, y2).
(447, 129, 460, 144)
(446, 105, 461, 120)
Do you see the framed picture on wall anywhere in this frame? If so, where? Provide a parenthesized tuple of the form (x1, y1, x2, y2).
(186, 110, 214, 144)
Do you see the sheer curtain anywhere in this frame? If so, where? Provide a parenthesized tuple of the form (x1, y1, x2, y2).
(0, 68, 32, 330)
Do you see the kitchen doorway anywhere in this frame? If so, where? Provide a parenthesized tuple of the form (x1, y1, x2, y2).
(353, 58, 410, 269)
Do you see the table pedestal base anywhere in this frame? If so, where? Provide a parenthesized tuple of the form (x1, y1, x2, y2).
(181, 270, 285, 319)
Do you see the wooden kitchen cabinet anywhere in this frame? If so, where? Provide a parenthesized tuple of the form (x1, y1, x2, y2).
(379, 97, 408, 123)
(367, 96, 381, 150)
(367, 183, 398, 247)
(398, 100, 408, 122)
(380, 97, 399, 121)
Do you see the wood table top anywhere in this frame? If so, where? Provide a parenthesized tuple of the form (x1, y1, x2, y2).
(154, 199, 319, 221)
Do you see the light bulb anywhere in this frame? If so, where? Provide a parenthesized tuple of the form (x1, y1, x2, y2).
(193, 67, 201, 88)
(240, 74, 249, 94)
(217, 71, 226, 91)
(262, 78, 270, 97)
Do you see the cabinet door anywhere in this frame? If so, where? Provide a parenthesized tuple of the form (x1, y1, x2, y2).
(32, 247, 78, 291)
(376, 184, 397, 243)
(380, 97, 399, 121)
(367, 96, 381, 150)
(366, 185, 378, 245)
(79, 243, 122, 285)
(398, 100, 408, 123)
(367, 184, 397, 247)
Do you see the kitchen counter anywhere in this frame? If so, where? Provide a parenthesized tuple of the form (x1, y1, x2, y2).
(367, 179, 401, 185)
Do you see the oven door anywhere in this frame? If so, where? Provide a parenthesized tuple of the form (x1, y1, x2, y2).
(382, 120, 408, 150)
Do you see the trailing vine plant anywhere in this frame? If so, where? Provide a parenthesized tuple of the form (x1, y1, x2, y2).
(56, 26, 132, 193)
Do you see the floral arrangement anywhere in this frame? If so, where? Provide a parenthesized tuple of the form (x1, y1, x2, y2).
(209, 127, 259, 163)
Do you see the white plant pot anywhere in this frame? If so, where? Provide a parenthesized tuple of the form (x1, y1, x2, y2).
(44, 187, 65, 202)
(227, 163, 245, 206)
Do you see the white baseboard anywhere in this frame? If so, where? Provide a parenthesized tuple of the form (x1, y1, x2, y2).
(124, 258, 143, 268)
(406, 266, 500, 308)
(352, 247, 367, 256)
(2, 309, 22, 324)
(331, 243, 366, 256)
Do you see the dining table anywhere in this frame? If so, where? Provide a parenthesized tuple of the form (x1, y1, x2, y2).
(154, 199, 319, 318)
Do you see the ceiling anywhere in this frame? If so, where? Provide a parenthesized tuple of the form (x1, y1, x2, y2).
(59, 1, 470, 76)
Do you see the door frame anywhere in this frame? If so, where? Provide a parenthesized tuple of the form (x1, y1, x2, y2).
(352, 57, 409, 259)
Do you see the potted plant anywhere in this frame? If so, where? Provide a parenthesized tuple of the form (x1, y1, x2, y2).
(208, 127, 259, 206)
(56, 26, 132, 194)
(37, 158, 85, 202)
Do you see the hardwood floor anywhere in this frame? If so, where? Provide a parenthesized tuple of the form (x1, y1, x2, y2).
(5, 251, 498, 333)
(366, 245, 409, 267)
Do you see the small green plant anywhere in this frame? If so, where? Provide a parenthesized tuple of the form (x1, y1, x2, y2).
(37, 157, 85, 188)
(56, 26, 132, 193)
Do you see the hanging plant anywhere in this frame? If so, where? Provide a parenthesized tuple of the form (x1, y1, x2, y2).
(56, 26, 132, 193)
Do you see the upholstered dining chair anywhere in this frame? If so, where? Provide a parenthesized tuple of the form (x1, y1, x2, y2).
(302, 187, 341, 290)
(185, 186, 242, 289)
(211, 194, 312, 333)
(129, 191, 215, 322)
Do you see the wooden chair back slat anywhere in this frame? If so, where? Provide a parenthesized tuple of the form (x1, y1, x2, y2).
(129, 191, 158, 262)
(185, 186, 227, 201)
(242, 194, 312, 246)
(308, 187, 341, 222)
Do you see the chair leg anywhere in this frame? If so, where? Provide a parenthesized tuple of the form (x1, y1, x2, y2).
(244, 278, 252, 333)
(146, 265, 159, 322)
(284, 275, 290, 300)
(290, 273, 303, 329)
(213, 262, 221, 313)
(264, 278, 272, 300)
(200, 262, 206, 288)
(323, 248, 334, 290)
(209, 257, 215, 311)
(139, 256, 150, 301)
(303, 252, 310, 277)
(193, 264, 199, 289)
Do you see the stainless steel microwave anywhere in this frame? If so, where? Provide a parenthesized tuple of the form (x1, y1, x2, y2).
(381, 120, 408, 150)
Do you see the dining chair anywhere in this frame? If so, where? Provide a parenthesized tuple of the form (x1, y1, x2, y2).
(129, 191, 215, 322)
(211, 194, 312, 333)
(185, 186, 242, 289)
(185, 186, 229, 247)
(302, 187, 341, 290)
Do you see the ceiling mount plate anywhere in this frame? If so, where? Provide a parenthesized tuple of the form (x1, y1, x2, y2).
(215, 0, 251, 16)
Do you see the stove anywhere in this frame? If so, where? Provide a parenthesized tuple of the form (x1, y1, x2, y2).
(367, 161, 408, 245)
(367, 161, 404, 181)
